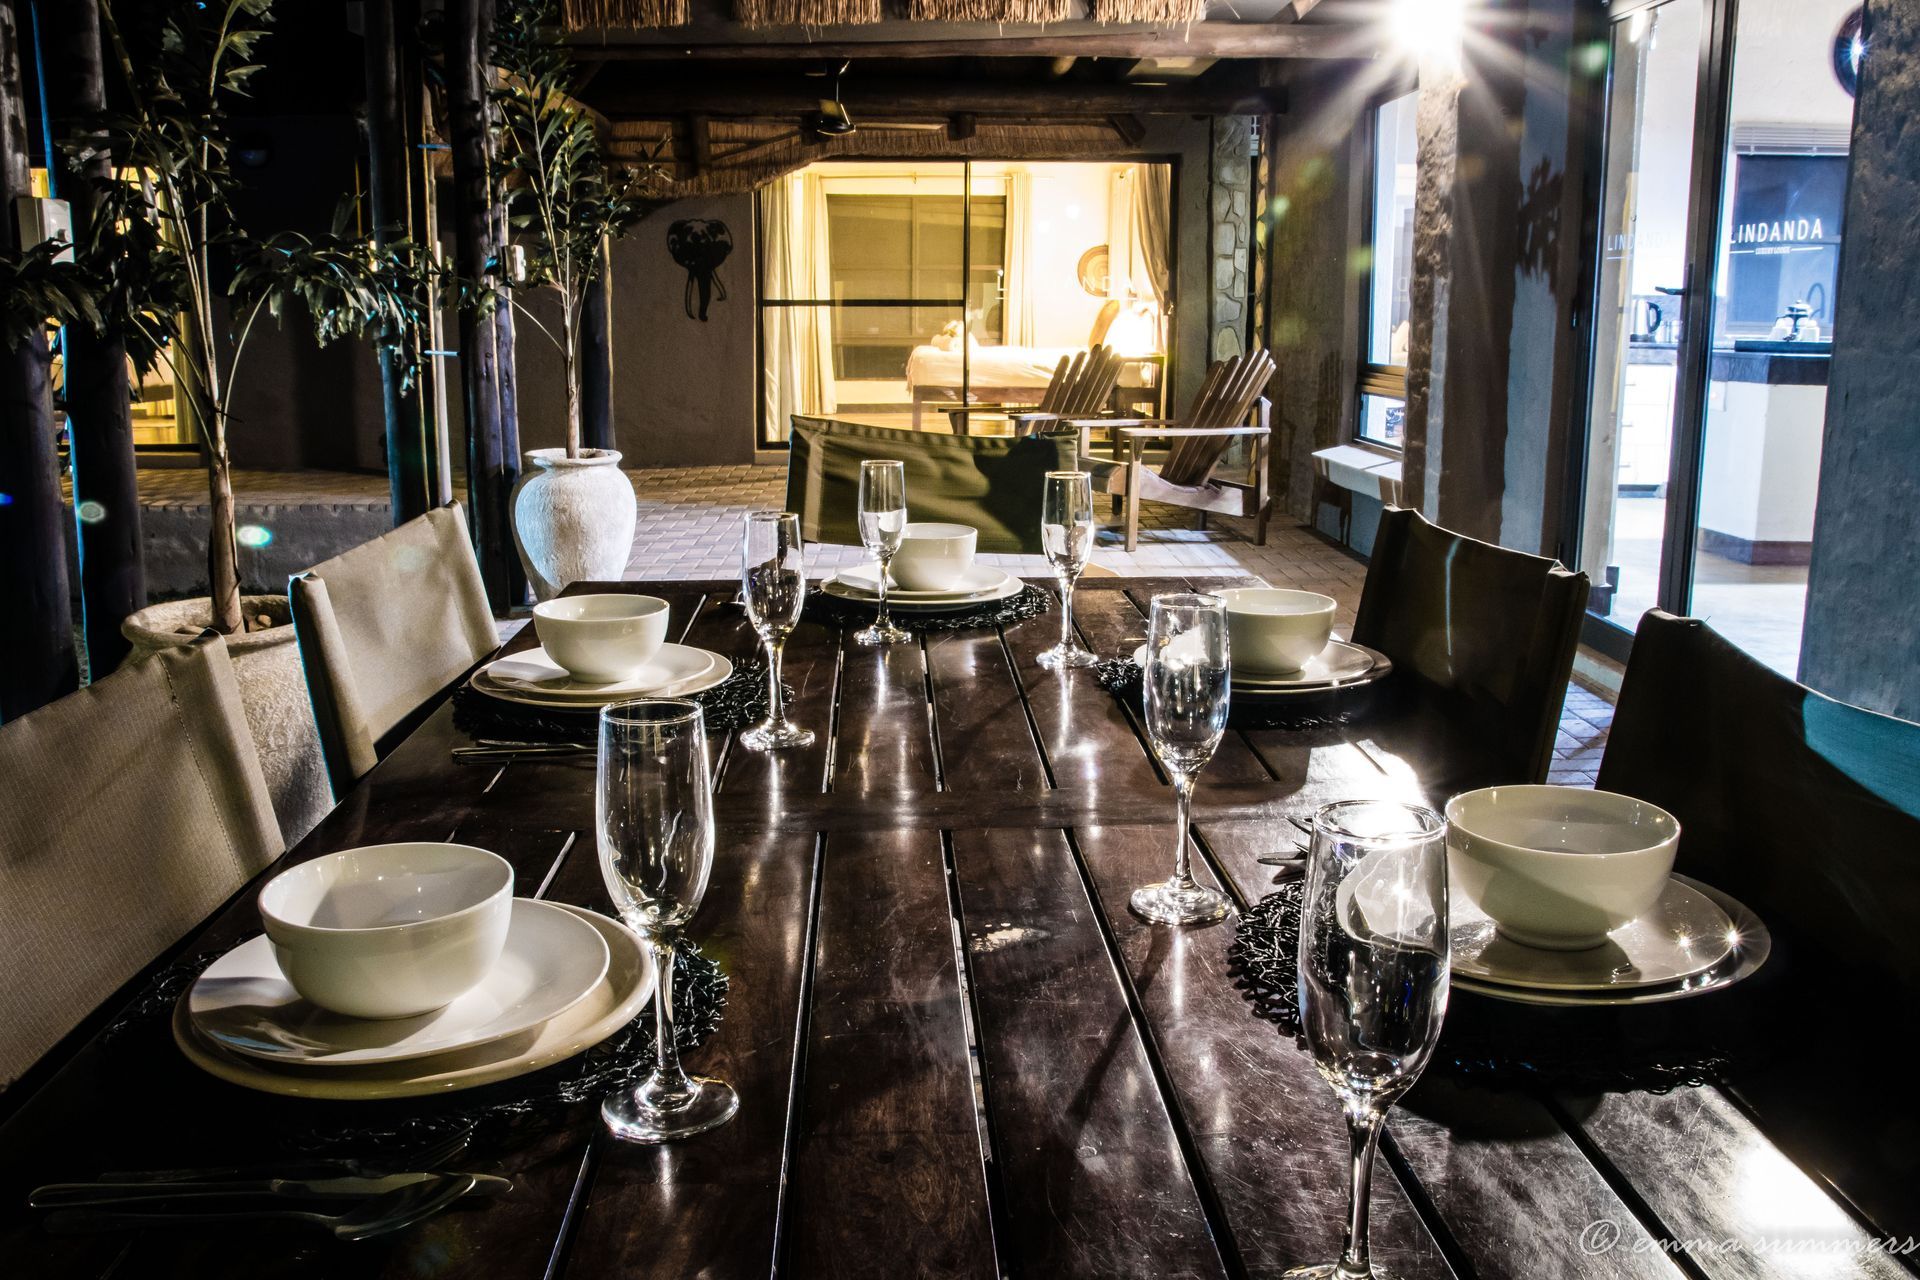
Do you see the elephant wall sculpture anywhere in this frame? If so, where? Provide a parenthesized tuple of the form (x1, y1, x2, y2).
(666, 219, 733, 322)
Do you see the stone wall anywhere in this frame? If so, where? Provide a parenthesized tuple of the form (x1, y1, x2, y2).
(1210, 117, 1254, 362)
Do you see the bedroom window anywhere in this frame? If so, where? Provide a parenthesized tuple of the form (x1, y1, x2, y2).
(1358, 89, 1417, 449)
(757, 160, 1173, 447)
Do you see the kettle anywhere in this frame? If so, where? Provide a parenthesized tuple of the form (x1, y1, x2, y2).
(1770, 301, 1819, 342)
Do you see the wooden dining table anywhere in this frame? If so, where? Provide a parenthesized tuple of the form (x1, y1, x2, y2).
(1, 575, 1909, 1279)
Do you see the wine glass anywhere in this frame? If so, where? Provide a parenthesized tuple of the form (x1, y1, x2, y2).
(855, 459, 910, 647)
(1129, 593, 1232, 925)
(597, 699, 739, 1143)
(740, 511, 815, 751)
(1287, 800, 1450, 1280)
(1038, 470, 1100, 669)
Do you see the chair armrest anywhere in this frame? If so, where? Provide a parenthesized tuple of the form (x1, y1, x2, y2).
(1117, 425, 1272, 439)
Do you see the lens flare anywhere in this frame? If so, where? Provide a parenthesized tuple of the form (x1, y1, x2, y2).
(77, 500, 108, 525)
(236, 523, 274, 548)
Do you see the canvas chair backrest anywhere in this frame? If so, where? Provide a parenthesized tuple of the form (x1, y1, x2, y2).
(787, 415, 1077, 554)
(290, 503, 498, 796)
(0, 635, 281, 1090)
(1159, 349, 1278, 488)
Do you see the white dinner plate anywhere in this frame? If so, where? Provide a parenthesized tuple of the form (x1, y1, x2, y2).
(1130, 640, 1387, 694)
(174, 904, 655, 1098)
(831, 564, 1013, 600)
(821, 575, 1023, 612)
(1232, 642, 1376, 689)
(1449, 876, 1737, 992)
(480, 644, 716, 701)
(472, 650, 732, 710)
(190, 898, 610, 1067)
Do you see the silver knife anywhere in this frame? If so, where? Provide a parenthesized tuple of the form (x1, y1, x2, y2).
(30, 1171, 512, 1208)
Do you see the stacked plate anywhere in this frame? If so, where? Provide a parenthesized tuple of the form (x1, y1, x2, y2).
(177, 901, 655, 1099)
(1130, 639, 1392, 698)
(470, 643, 732, 710)
(823, 564, 1024, 612)
(1449, 875, 1770, 1007)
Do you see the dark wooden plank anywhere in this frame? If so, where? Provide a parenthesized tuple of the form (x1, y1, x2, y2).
(553, 820, 819, 1280)
(781, 828, 996, 1278)
(951, 825, 1228, 1279)
(773, 626, 994, 1274)
(1548, 1088, 1910, 1280)
(929, 620, 1228, 1278)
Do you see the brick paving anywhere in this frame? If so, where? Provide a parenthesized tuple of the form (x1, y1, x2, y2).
(118, 462, 1610, 783)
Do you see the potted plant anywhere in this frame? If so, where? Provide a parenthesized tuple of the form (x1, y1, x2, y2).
(491, 0, 648, 599)
(69, 0, 430, 841)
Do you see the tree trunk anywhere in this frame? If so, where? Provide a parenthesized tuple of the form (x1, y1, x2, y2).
(0, 0, 77, 720)
(581, 239, 615, 454)
(47, 0, 143, 677)
(205, 444, 243, 635)
(564, 322, 581, 459)
(448, 0, 524, 608)
(363, 0, 434, 526)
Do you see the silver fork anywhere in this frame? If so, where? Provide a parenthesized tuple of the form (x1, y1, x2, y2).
(43, 1174, 478, 1242)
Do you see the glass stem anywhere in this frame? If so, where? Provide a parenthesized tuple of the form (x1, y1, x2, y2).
(1058, 576, 1077, 653)
(765, 635, 787, 726)
(1171, 772, 1195, 889)
(1339, 1106, 1387, 1278)
(875, 552, 893, 630)
(647, 936, 690, 1101)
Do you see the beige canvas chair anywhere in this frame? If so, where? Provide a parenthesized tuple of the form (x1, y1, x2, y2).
(291, 503, 498, 796)
(940, 345, 1125, 437)
(0, 635, 280, 1090)
(1069, 349, 1278, 551)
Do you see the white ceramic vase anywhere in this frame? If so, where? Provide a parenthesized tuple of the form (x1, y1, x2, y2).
(121, 595, 332, 848)
(511, 448, 637, 601)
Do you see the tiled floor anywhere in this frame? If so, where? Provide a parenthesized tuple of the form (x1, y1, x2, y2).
(123, 462, 1611, 783)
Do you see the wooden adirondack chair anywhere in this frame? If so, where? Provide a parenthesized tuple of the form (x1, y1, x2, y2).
(1063, 349, 1277, 551)
(946, 344, 1124, 436)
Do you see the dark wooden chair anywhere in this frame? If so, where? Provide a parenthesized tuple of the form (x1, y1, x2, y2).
(1352, 506, 1590, 784)
(943, 345, 1124, 437)
(1596, 609, 1920, 1230)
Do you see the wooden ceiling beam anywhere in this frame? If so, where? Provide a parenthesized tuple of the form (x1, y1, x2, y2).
(588, 75, 1288, 118)
(567, 24, 1377, 62)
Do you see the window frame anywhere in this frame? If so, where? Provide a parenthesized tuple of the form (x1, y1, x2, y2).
(1354, 81, 1419, 452)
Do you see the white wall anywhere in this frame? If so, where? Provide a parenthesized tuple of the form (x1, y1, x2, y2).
(1025, 163, 1137, 346)
(1626, 0, 1704, 301)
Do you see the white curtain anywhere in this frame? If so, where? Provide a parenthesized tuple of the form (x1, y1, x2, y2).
(1129, 163, 1173, 315)
(1001, 170, 1036, 347)
(1106, 164, 1173, 354)
(761, 171, 837, 442)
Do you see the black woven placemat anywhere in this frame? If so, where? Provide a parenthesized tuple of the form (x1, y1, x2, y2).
(108, 937, 728, 1153)
(1093, 658, 1355, 732)
(453, 657, 780, 742)
(803, 582, 1052, 634)
(1228, 882, 1761, 1094)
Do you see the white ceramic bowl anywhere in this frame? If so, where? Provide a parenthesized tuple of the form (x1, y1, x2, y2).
(533, 594, 668, 682)
(1217, 588, 1337, 674)
(258, 843, 514, 1019)
(1445, 786, 1681, 951)
(892, 523, 978, 591)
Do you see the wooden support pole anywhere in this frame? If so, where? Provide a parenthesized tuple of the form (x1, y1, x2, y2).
(448, 0, 525, 608)
(362, 0, 433, 526)
(581, 237, 615, 454)
(0, 0, 77, 718)
(44, 0, 141, 677)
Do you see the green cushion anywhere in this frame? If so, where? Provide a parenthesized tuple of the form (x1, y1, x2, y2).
(785, 416, 1078, 555)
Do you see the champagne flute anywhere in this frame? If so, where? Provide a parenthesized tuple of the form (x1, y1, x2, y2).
(855, 460, 910, 646)
(597, 699, 739, 1143)
(1038, 470, 1100, 669)
(741, 511, 815, 751)
(1287, 801, 1449, 1280)
(1130, 593, 1232, 925)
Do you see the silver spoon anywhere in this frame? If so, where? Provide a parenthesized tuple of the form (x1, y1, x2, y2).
(43, 1174, 478, 1242)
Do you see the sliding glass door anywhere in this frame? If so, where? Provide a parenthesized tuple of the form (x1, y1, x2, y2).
(1575, 0, 1860, 676)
